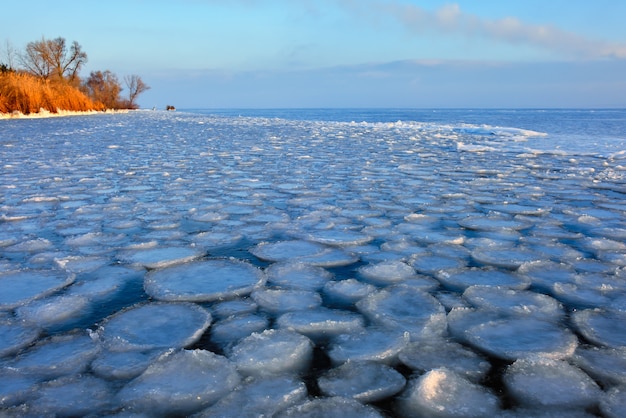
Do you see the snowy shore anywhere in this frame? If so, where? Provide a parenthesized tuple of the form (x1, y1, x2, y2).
(0, 108, 129, 120)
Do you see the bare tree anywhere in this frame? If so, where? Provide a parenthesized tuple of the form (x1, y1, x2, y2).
(83, 70, 122, 109)
(19, 37, 87, 82)
(124, 74, 150, 109)
(1, 39, 17, 70)
(20, 39, 51, 78)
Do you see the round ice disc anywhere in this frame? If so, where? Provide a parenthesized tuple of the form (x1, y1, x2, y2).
(458, 215, 531, 231)
(91, 349, 166, 380)
(118, 246, 204, 269)
(503, 357, 601, 409)
(357, 260, 418, 286)
(145, 259, 265, 302)
(572, 346, 626, 386)
(197, 375, 307, 418)
(265, 262, 332, 291)
(436, 267, 530, 292)
(0, 270, 74, 310)
(302, 230, 373, 247)
(116, 349, 241, 416)
(396, 368, 500, 418)
(573, 309, 626, 349)
(276, 307, 365, 341)
(410, 254, 467, 275)
(356, 286, 447, 340)
(210, 314, 269, 349)
(327, 328, 410, 366)
(399, 339, 491, 382)
(228, 329, 313, 376)
(462, 285, 563, 322)
(98, 302, 212, 351)
(25, 375, 114, 417)
(464, 317, 578, 361)
(251, 288, 322, 314)
(0, 319, 41, 358)
(277, 396, 384, 418)
(250, 240, 328, 262)
(317, 361, 406, 403)
(471, 247, 542, 269)
(8, 332, 101, 379)
(16, 294, 91, 330)
(323, 279, 377, 308)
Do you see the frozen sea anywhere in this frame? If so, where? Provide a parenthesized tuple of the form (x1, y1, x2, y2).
(1, 108, 626, 416)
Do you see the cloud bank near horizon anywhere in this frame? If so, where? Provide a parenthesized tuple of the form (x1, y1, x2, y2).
(339, 1, 626, 60)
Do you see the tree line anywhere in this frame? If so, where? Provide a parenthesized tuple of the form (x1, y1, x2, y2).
(1, 37, 149, 114)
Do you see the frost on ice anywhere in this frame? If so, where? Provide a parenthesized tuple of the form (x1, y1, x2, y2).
(228, 329, 313, 376)
(396, 368, 500, 418)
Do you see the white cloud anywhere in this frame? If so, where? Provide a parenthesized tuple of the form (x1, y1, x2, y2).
(342, 1, 626, 59)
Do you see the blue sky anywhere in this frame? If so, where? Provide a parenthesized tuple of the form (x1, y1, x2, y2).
(2, 0, 626, 108)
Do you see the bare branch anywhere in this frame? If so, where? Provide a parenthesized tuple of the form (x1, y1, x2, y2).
(19, 36, 87, 81)
(1, 39, 17, 70)
(124, 74, 150, 108)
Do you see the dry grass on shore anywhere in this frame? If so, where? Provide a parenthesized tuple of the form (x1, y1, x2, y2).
(0, 72, 104, 115)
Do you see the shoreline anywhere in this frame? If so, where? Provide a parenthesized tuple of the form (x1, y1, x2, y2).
(0, 108, 130, 120)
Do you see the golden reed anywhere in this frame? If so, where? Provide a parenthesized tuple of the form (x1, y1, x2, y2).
(0, 72, 104, 115)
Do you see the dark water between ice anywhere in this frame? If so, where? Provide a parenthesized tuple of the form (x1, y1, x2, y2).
(1, 108, 626, 416)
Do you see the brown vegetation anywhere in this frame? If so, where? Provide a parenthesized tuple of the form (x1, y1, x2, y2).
(0, 71, 103, 114)
(1, 36, 149, 115)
